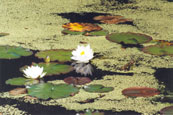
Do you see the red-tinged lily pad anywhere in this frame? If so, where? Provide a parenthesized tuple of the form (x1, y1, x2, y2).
(122, 87, 160, 97)
(93, 15, 133, 24)
(160, 106, 173, 115)
(64, 76, 91, 85)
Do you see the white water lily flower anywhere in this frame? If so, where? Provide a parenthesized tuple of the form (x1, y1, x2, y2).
(23, 65, 46, 79)
(71, 44, 94, 63)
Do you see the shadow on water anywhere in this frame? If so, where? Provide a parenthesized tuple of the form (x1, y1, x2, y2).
(52, 12, 110, 23)
(154, 68, 173, 92)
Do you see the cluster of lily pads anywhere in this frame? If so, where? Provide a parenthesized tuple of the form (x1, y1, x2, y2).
(2, 14, 173, 114)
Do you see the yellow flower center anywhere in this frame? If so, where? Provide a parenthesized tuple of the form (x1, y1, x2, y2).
(80, 51, 85, 55)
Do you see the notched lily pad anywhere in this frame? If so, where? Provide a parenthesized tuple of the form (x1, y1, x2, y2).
(0, 46, 33, 59)
(64, 76, 91, 85)
(0, 33, 9, 37)
(106, 32, 152, 45)
(84, 30, 108, 36)
(160, 106, 173, 115)
(83, 84, 114, 93)
(21, 63, 73, 76)
(62, 29, 85, 35)
(27, 83, 79, 99)
(6, 77, 39, 86)
(142, 45, 173, 56)
(35, 49, 72, 62)
(122, 87, 160, 97)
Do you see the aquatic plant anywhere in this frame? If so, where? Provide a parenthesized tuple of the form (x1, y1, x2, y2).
(71, 44, 94, 63)
(27, 83, 79, 99)
(106, 32, 152, 45)
(23, 65, 46, 79)
(62, 29, 85, 35)
(0, 46, 33, 59)
(122, 87, 160, 97)
(142, 45, 173, 56)
(6, 77, 39, 86)
(62, 22, 102, 32)
(83, 84, 114, 93)
(64, 76, 91, 85)
(77, 109, 104, 115)
(9, 88, 27, 96)
(21, 62, 73, 76)
(160, 106, 173, 115)
(35, 49, 72, 63)
(0, 33, 9, 37)
(93, 15, 133, 24)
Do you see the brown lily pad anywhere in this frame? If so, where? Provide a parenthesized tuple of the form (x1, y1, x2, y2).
(9, 88, 27, 96)
(64, 76, 91, 85)
(93, 15, 133, 24)
(24, 95, 38, 100)
(122, 87, 160, 97)
(62, 22, 102, 32)
(160, 106, 173, 115)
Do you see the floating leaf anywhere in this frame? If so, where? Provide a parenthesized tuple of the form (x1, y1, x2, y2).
(160, 106, 173, 115)
(9, 88, 27, 96)
(27, 83, 79, 99)
(0, 46, 33, 59)
(84, 30, 108, 36)
(21, 63, 73, 76)
(93, 15, 133, 24)
(122, 87, 160, 97)
(83, 84, 114, 93)
(64, 77, 91, 85)
(62, 29, 85, 35)
(35, 49, 72, 62)
(6, 77, 39, 86)
(0, 33, 9, 37)
(142, 45, 173, 56)
(62, 22, 102, 32)
(106, 32, 152, 45)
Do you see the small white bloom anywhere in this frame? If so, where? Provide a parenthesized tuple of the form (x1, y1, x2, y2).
(71, 44, 94, 63)
(23, 65, 46, 79)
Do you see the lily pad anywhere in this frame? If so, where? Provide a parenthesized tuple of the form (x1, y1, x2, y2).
(62, 29, 85, 35)
(21, 63, 73, 76)
(160, 106, 173, 115)
(9, 88, 27, 96)
(6, 77, 39, 86)
(84, 30, 109, 36)
(83, 84, 114, 93)
(0, 33, 9, 37)
(27, 83, 79, 99)
(0, 46, 33, 59)
(64, 77, 91, 85)
(142, 45, 173, 56)
(35, 49, 72, 62)
(93, 15, 133, 24)
(122, 87, 160, 97)
(106, 32, 152, 45)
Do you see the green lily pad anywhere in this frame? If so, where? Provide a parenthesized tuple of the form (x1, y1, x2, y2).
(27, 83, 79, 99)
(5, 77, 39, 86)
(84, 30, 109, 36)
(35, 49, 72, 62)
(62, 29, 85, 35)
(142, 45, 173, 56)
(106, 32, 152, 45)
(0, 46, 33, 59)
(0, 33, 9, 37)
(83, 84, 114, 93)
(20, 62, 73, 76)
(6, 77, 27, 86)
